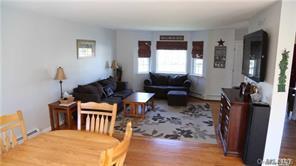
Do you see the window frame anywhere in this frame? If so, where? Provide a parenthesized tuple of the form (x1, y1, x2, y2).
(192, 58, 204, 77)
(137, 57, 150, 74)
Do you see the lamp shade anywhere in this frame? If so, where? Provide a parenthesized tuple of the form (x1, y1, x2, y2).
(54, 67, 66, 80)
(111, 60, 119, 70)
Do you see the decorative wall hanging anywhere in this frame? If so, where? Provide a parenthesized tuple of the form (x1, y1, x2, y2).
(278, 49, 290, 92)
(160, 35, 184, 41)
(214, 38, 227, 68)
(76, 39, 96, 59)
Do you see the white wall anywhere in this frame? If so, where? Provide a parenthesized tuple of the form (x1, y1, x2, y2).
(261, 1, 296, 162)
(0, 2, 3, 113)
(204, 29, 236, 100)
(115, 30, 153, 91)
(1, 6, 115, 131)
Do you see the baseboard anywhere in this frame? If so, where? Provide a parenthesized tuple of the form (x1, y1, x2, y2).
(189, 91, 220, 101)
(41, 126, 52, 133)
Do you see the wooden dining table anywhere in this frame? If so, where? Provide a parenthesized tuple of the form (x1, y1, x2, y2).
(0, 130, 119, 166)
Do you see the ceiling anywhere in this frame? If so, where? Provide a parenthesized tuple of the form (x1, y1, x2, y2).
(3, 0, 278, 31)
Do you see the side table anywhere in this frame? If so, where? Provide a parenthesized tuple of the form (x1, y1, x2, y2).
(48, 101, 77, 130)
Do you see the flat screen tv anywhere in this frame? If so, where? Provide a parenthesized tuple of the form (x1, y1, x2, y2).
(242, 30, 268, 82)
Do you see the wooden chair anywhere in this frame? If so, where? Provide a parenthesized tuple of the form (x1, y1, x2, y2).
(0, 111, 27, 154)
(100, 121, 132, 166)
(77, 101, 117, 136)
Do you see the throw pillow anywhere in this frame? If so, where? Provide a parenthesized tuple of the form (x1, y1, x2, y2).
(149, 72, 169, 85)
(98, 76, 117, 91)
(104, 86, 114, 97)
(168, 74, 188, 86)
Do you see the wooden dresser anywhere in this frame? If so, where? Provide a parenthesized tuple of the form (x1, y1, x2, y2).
(218, 88, 249, 156)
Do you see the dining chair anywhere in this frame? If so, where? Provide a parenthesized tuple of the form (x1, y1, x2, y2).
(77, 101, 117, 136)
(100, 121, 132, 166)
(0, 111, 27, 154)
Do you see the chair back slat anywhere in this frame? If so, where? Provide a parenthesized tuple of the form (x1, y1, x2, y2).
(0, 111, 27, 154)
(77, 101, 117, 136)
(100, 121, 132, 166)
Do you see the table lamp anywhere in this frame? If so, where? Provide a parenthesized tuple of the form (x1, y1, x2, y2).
(54, 66, 66, 98)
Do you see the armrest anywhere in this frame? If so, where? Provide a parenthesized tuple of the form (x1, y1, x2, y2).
(183, 80, 192, 88)
(73, 92, 101, 103)
(144, 79, 152, 86)
(116, 81, 128, 91)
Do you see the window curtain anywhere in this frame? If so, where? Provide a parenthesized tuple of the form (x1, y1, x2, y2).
(156, 41, 187, 50)
(192, 41, 204, 59)
(138, 41, 151, 58)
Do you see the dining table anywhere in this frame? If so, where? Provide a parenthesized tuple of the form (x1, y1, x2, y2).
(0, 130, 119, 166)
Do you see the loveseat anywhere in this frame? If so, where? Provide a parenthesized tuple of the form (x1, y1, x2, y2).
(73, 76, 133, 110)
(144, 72, 191, 98)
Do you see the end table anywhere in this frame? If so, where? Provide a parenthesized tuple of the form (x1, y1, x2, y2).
(48, 101, 77, 130)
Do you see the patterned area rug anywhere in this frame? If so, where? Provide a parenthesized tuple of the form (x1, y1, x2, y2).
(115, 100, 217, 144)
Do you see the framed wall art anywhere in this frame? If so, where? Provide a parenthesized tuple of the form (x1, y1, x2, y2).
(214, 39, 227, 68)
(76, 39, 96, 59)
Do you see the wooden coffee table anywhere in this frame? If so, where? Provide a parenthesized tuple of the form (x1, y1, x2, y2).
(123, 92, 155, 119)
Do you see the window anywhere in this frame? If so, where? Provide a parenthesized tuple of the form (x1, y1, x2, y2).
(191, 41, 204, 76)
(138, 41, 151, 74)
(138, 58, 150, 74)
(156, 50, 187, 74)
(193, 59, 203, 76)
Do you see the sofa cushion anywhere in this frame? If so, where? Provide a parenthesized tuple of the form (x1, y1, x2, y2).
(88, 82, 106, 96)
(113, 89, 133, 99)
(144, 85, 187, 93)
(101, 97, 122, 104)
(168, 74, 188, 86)
(77, 84, 100, 95)
(149, 72, 169, 85)
(98, 76, 117, 91)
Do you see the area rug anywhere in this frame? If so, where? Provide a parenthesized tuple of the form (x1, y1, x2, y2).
(115, 100, 217, 144)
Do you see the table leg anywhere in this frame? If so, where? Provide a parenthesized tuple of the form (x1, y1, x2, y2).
(66, 109, 72, 129)
(123, 103, 127, 116)
(55, 111, 60, 130)
(49, 107, 55, 131)
(151, 98, 155, 111)
(141, 104, 146, 119)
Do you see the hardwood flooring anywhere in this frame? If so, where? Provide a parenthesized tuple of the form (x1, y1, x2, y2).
(280, 118, 296, 160)
(119, 98, 244, 166)
(119, 98, 296, 166)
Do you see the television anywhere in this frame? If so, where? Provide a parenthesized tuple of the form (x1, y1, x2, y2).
(242, 30, 268, 82)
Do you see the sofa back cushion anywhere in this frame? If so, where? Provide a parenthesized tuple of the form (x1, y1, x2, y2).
(168, 74, 188, 86)
(149, 72, 169, 85)
(77, 82, 105, 98)
(98, 76, 117, 91)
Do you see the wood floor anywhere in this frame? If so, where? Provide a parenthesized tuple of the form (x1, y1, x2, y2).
(120, 98, 296, 166)
(120, 99, 243, 166)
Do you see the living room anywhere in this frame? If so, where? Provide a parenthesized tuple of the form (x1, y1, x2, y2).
(1, 0, 296, 166)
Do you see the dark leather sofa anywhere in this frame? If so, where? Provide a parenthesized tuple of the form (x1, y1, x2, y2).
(144, 72, 191, 98)
(73, 76, 133, 110)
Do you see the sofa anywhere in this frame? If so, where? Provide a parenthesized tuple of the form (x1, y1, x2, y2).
(144, 72, 191, 98)
(73, 76, 133, 111)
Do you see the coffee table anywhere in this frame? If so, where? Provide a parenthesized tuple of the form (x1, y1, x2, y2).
(123, 92, 155, 119)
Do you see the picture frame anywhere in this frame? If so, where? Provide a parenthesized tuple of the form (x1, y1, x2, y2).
(214, 46, 227, 68)
(76, 39, 96, 59)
